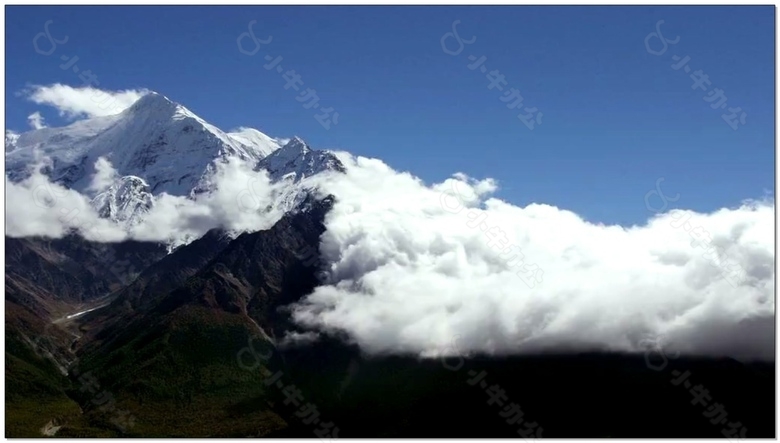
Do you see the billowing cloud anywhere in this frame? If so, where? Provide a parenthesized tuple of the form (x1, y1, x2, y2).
(290, 152, 775, 361)
(6, 156, 285, 245)
(126, 157, 287, 244)
(6, 162, 127, 242)
(6, 150, 774, 361)
(6, 130, 20, 152)
(87, 157, 119, 193)
(27, 111, 46, 130)
(22, 84, 149, 119)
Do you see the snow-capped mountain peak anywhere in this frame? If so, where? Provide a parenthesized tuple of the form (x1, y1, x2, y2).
(5, 130, 20, 153)
(284, 135, 310, 152)
(227, 127, 284, 158)
(6, 91, 273, 196)
(126, 91, 178, 115)
(6, 91, 346, 233)
(257, 135, 344, 183)
(252, 135, 346, 213)
(91, 175, 154, 226)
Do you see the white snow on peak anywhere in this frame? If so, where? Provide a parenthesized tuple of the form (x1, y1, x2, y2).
(91, 175, 154, 226)
(227, 127, 284, 158)
(5, 130, 20, 152)
(258, 136, 344, 183)
(6, 90, 346, 235)
(256, 136, 346, 212)
(6, 91, 267, 196)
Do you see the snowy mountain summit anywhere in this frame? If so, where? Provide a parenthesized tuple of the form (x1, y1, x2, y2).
(258, 136, 345, 183)
(6, 91, 345, 227)
(91, 175, 154, 226)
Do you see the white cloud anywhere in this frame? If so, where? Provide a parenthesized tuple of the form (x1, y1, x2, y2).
(87, 157, 118, 193)
(22, 84, 150, 119)
(27, 111, 46, 129)
(126, 157, 286, 244)
(6, 156, 286, 246)
(289, 153, 775, 361)
(6, 130, 20, 152)
(5, 151, 774, 361)
(5, 163, 127, 242)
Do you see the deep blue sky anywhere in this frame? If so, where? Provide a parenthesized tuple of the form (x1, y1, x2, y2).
(5, 6, 775, 225)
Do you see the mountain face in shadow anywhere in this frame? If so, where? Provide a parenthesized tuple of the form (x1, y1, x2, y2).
(6, 234, 167, 368)
(271, 339, 775, 438)
(6, 234, 167, 309)
(5, 235, 168, 437)
(21, 196, 336, 437)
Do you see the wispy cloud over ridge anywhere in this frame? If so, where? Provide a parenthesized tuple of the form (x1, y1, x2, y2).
(20, 83, 150, 119)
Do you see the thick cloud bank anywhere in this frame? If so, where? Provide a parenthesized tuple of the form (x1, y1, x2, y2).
(6, 157, 285, 245)
(6, 150, 774, 361)
(291, 153, 775, 361)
